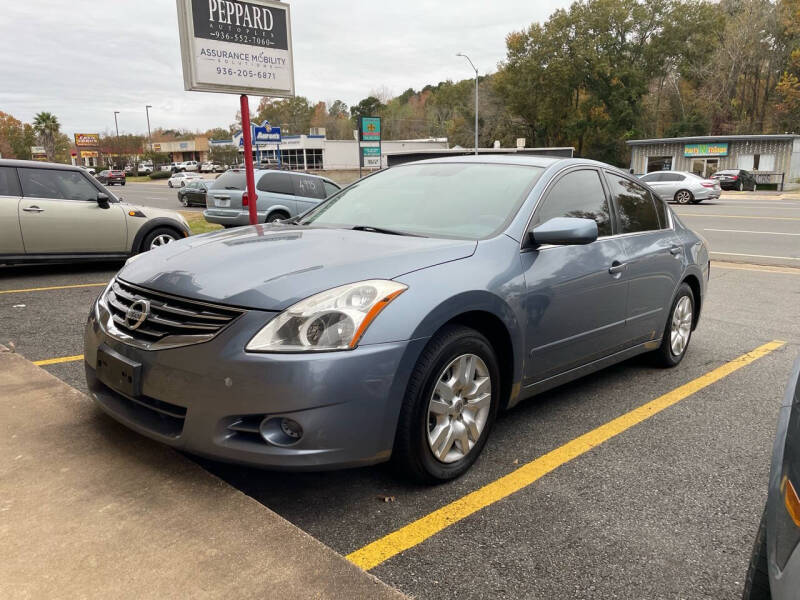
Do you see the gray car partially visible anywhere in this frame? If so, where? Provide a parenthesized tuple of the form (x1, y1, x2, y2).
(743, 355, 800, 599)
(639, 170, 720, 204)
(203, 169, 340, 226)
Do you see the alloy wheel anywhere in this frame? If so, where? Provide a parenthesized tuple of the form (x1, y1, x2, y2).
(670, 296, 693, 356)
(676, 190, 691, 204)
(150, 234, 176, 249)
(427, 353, 492, 463)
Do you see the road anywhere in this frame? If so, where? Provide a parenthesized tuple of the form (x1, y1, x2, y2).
(674, 192, 800, 268)
(114, 180, 212, 212)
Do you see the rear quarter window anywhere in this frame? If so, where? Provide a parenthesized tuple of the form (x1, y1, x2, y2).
(293, 176, 326, 199)
(257, 172, 294, 195)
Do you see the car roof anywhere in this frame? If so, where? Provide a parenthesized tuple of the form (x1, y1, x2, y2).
(399, 155, 630, 174)
(0, 158, 85, 171)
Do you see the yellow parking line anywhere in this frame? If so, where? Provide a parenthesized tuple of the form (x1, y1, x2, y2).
(33, 354, 84, 366)
(674, 213, 800, 221)
(347, 340, 786, 571)
(0, 282, 107, 294)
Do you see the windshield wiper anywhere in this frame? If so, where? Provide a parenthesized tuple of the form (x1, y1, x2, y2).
(350, 225, 423, 237)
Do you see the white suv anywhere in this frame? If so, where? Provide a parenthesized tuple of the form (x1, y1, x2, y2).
(179, 161, 199, 172)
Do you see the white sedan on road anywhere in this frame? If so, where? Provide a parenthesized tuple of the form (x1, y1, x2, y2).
(639, 170, 720, 204)
(168, 172, 203, 188)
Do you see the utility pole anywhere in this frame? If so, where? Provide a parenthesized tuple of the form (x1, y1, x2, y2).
(456, 53, 479, 155)
(113, 111, 120, 167)
(145, 105, 153, 152)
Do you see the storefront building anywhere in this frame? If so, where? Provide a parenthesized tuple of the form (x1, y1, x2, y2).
(627, 134, 800, 189)
(71, 133, 101, 168)
(149, 138, 210, 163)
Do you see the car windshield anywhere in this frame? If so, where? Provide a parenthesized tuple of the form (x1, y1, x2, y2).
(300, 162, 543, 239)
(210, 170, 246, 190)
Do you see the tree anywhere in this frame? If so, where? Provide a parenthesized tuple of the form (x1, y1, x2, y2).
(32, 111, 61, 161)
(0, 111, 35, 159)
(253, 96, 314, 134)
(350, 96, 384, 124)
(204, 127, 234, 140)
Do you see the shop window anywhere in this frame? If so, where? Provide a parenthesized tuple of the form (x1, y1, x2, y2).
(738, 154, 775, 171)
(646, 156, 672, 172)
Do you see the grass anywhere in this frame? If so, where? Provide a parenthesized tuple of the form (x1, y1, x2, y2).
(178, 211, 223, 235)
(124, 175, 151, 183)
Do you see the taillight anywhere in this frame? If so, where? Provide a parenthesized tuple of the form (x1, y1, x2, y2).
(241, 192, 248, 207)
(701, 182, 714, 188)
(731, 175, 738, 180)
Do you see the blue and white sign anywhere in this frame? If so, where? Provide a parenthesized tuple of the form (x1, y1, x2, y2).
(253, 120, 282, 144)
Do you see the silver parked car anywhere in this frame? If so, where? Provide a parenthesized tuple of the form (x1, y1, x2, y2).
(639, 170, 720, 204)
(743, 355, 800, 600)
(203, 169, 341, 226)
(84, 156, 708, 482)
(0, 159, 189, 265)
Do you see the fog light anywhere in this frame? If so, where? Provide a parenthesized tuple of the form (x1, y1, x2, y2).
(259, 416, 303, 446)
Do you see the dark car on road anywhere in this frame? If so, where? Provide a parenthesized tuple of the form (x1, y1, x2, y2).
(177, 179, 209, 207)
(84, 156, 709, 482)
(711, 169, 758, 191)
(95, 169, 126, 186)
(743, 356, 800, 600)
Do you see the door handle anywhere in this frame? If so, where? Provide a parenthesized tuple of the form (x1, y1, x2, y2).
(669, 245, 682, 256)
(608, 261, 627, 275)
(23, 206, 44, 213)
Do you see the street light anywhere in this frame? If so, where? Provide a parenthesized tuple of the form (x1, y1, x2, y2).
(456, 53, 479, 155)
(113, 111, 120, 168)
(145, 105, 153, 152)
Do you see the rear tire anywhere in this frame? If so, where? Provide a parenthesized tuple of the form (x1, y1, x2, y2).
(653, 283, 695, 368)
(674, 189, 693, 204)
(738, 181, 744, 191)
(753, 183, 758, 192)
(742, 507, 771, 600)
(266, 210, 290, 223)
(168, 181, 173, 188)
(392, 325, 500, 483)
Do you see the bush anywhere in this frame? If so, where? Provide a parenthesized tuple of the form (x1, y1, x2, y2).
(149, 170, 171, 180)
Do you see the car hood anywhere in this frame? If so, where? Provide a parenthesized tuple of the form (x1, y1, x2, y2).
(119, 224, 477, 310)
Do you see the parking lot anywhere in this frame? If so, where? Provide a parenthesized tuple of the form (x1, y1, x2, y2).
(2, 190, 800, 598)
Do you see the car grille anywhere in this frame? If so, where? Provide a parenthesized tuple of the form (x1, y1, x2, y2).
(103, 278, 244, 349)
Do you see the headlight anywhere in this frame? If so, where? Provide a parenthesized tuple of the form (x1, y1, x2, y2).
(246, 280, 407, 352)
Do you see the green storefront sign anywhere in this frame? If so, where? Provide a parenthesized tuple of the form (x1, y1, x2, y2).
(360, 117, 381, 141)
(361, 146, 380, 156)
(684, 143, 728, 157)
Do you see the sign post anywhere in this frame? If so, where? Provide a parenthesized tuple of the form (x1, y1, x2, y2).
(358, 116, 382, 173)
(176, 0, 294, 225)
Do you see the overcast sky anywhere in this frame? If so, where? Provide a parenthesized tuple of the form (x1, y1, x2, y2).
(0, 0, 570, 137)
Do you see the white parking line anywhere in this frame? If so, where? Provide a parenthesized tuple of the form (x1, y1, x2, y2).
(710, 251, 800, 261)
(704, 228, 800, 236)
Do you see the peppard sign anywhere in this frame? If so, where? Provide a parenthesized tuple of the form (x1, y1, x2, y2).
(176, 0, 294, 97)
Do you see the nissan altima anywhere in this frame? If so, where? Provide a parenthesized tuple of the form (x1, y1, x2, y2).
(84, 156, 709, 482)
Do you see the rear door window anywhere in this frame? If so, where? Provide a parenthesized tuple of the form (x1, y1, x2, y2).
(531, 169, 612, 236)
(0, 167, 21, 196)
(257, 172, 294, 195)
(293, 175, 326, 199)
(663, 173, 684, 182)
(211, 171, 247, 190)
(323, 181, 340, 197)
(19, 168, 99, 201)
(605, 172, 661, 233)
(641, 173, 663, 183)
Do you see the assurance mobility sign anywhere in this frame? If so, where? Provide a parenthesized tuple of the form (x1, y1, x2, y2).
(176, 0, 294, 96)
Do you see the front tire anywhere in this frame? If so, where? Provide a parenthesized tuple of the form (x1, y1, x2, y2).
(654, 283, 695, 367)
(168, 181, 173, 188)
(738, 181, 744, 191)
(266, 210, 290, 223)
(140, 227, 180, 253)
(674, 189, 693, 204)
(392, 325, 500, 483)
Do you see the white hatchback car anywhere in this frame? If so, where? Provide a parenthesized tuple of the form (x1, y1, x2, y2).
(168, 172, 203, 188)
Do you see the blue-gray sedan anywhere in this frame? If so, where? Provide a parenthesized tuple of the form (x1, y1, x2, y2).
(743, 355, 800, 599)
(84, 156, 709, 482)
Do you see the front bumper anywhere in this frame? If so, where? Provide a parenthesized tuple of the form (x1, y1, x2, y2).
(84, 301, 425, 470)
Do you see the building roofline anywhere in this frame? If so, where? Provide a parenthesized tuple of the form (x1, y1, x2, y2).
(627, 134, 800, 145)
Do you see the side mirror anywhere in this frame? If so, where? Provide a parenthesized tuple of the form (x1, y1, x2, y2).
(528, 217, 598, 247)
(97, 192, 110, 209)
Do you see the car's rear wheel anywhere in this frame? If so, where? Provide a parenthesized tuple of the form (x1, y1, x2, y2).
(141, 227, 180, 252)
(742, 507, 771, 600)
(181, 197, 189, 207)
(753, 183, 758, 192)
(393, 325, 500, 483)
(654, 283, 694, 367)
(266, 210, 290, 223)
(168, 181, 173, 188)
(674, 189, 693, 204)
(738, 181, 744, 191)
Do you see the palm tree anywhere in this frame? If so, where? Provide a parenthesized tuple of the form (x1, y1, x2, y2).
(32, 112, 61, 161)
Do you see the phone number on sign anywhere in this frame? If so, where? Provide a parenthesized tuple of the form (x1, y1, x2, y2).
(216, 67, 276, 80)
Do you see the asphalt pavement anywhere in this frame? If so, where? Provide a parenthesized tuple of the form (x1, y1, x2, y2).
(113, 179, 212, 212)
(2, 192, 800, 598)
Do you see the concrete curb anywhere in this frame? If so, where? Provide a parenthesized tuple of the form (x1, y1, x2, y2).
(0, 351, 406, 600)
